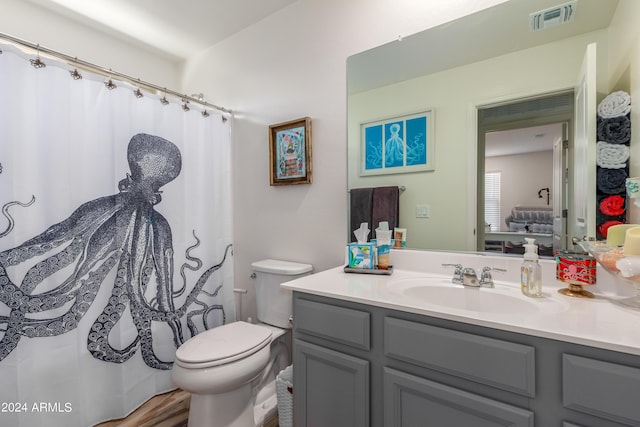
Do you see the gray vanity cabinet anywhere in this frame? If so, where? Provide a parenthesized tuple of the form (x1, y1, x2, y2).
(292, 291, 640, 427)
(292, 297, 371, 427)
(294, 340, 369, 427)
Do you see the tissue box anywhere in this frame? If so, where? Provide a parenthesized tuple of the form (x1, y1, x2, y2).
(348, 243, 374, 269)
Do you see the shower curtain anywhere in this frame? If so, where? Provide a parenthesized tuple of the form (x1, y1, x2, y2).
(0, 44, 234, 426)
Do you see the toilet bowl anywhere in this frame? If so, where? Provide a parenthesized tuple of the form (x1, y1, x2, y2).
(172, 321, 273, 427)
(171, 259, 312, 427)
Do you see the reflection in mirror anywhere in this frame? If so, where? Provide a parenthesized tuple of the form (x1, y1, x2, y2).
(347, 0, 633, 256)
(484, 125, 561, 254)
(477, 93, 572, 258)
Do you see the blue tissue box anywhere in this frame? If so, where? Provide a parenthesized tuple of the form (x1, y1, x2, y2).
(348, 243, 374, 269)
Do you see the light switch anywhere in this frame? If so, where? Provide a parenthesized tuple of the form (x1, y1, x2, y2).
(416, 204, 430, 218)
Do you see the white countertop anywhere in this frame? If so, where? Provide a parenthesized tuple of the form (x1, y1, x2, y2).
(281, 249, 640, 356)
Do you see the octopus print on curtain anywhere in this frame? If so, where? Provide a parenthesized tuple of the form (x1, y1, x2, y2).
(0, 44, 234, 426)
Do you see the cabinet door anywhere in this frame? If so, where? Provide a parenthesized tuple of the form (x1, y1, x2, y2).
(294, 339, 369, 427)
(384, 367, 533, 427)
(563, 353, 640, 425)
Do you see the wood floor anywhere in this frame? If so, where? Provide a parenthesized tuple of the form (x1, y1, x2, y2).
(94, 389, 279, 427)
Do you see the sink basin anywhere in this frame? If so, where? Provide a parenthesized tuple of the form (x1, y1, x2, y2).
(388, 277, 568, 315)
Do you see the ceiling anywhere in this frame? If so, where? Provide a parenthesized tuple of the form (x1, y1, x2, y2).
(24, 0, 298, 61)
(486, 123, 563, 157)
(348, 0, 619, 94)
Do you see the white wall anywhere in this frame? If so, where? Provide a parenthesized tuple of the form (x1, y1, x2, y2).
(486, 151, 554, 231)
(181, 0, 507, 321)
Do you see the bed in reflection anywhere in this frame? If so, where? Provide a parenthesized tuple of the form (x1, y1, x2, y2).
(486, 206, 554, 256)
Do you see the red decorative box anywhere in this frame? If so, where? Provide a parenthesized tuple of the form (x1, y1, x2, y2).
(555, 251, 596, 285)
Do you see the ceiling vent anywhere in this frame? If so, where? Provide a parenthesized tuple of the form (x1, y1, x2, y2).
(530, 1, 577, 31)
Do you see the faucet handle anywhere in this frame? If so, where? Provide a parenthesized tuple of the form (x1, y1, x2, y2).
(480, 266, 506, 287)
(442, 263, 463, 284)
(442, 263, 462, 271)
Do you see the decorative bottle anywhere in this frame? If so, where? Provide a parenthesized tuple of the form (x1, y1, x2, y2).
(521, 238, 542, 297)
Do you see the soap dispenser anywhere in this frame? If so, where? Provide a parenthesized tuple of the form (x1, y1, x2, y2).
(521, 238, 542, 297)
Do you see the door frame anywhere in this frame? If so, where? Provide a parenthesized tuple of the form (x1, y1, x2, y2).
(474, 90, 574, 255)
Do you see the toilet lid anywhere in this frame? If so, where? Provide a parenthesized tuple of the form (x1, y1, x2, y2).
(175, 321, 273, 368)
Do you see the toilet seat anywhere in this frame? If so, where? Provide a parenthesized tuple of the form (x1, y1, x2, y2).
(175, 321, 273, 369)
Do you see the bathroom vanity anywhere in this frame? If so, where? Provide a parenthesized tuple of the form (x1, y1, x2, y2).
(282, 250, 640, 427)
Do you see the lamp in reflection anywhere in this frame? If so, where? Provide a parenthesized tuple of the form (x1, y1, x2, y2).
(538, 187, 550, 205)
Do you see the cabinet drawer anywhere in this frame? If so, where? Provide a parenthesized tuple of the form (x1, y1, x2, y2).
(563, 353, 640, 425)
(295, 299, 370, 350)
(384, 367, 534, 426)
(384, 317, 535, 396)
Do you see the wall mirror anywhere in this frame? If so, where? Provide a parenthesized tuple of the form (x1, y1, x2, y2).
(347, 0, 627, 256)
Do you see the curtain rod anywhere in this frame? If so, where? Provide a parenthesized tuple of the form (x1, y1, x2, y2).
(0, 32, 232, 115)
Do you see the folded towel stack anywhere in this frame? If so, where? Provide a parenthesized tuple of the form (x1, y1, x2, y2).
(596, 90, 631, 239)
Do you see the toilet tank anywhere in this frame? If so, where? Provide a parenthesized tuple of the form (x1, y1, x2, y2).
(252, 259, 312, 329)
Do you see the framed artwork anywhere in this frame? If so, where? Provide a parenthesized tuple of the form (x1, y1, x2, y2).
(360, 110, 434, 176)
(269, 117, 312, 185)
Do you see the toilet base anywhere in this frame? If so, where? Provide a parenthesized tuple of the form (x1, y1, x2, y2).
(188, 383, 255, 427)
(254, 379, 278, 426)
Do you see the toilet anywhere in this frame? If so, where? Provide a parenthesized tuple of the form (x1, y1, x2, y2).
(171, 259, 312, 427)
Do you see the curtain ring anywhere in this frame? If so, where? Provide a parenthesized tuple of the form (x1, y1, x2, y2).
(160, 88, 169, 105)
(29, 44, 46, 69)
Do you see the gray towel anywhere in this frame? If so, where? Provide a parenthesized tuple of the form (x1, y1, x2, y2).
(597, 167, 628, 194)
(597, 115, 631, 144)
(349, 188, 373, 242)
(372, 186, 400, 230)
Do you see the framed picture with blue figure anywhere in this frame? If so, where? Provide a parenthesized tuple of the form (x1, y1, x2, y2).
(269, 117, 312, 185)
(360, 110, 434, 176)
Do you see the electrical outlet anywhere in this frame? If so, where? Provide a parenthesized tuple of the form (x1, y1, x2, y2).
(416, 204, 430, 218)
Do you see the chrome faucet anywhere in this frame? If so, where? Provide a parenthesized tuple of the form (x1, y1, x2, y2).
(462, 267, 480, 287)
(479, 266, 507, 288)
(443, 264, 506, 288)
